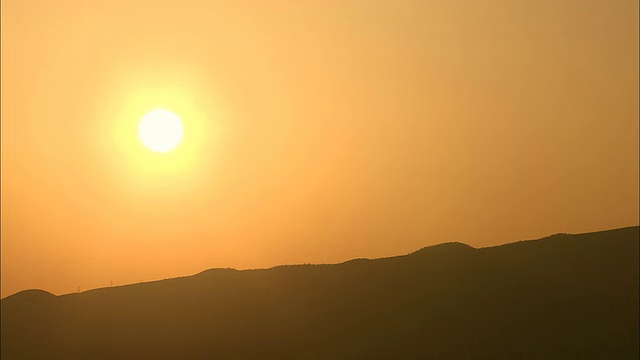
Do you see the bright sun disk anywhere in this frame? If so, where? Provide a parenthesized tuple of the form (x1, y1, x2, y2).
(138, 109, 184, 152)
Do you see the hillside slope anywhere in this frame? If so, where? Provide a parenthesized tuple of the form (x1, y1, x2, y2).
(2, 226, 638, 359)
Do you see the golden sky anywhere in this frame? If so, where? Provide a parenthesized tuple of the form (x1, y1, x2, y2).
(2, 0, 638, 297)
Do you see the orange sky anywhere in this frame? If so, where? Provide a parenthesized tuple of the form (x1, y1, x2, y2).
(2, 0, 638, 298)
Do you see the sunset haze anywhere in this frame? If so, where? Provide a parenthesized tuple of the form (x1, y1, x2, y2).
(1, 0, 638, 297)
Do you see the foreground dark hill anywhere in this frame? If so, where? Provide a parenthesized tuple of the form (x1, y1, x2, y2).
(2, 227, 638, 359)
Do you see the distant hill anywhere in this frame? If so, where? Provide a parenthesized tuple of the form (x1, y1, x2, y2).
(2, 226, 638, 359)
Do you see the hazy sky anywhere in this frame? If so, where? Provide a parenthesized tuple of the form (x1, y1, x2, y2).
(2, 0, 638, 297)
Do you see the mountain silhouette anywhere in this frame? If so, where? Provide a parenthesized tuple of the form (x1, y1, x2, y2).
(2, 226, 638, 359)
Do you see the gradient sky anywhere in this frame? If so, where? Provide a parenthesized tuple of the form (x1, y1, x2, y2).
(2, 0, 638, 297)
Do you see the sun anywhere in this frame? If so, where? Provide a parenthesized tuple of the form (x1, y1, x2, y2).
(138, 109, 184, 152)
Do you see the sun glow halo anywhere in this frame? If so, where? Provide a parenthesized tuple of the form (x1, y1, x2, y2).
(138, 109, 184, 152)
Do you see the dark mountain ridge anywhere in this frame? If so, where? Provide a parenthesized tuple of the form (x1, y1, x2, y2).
(2, 226, 638, 359)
